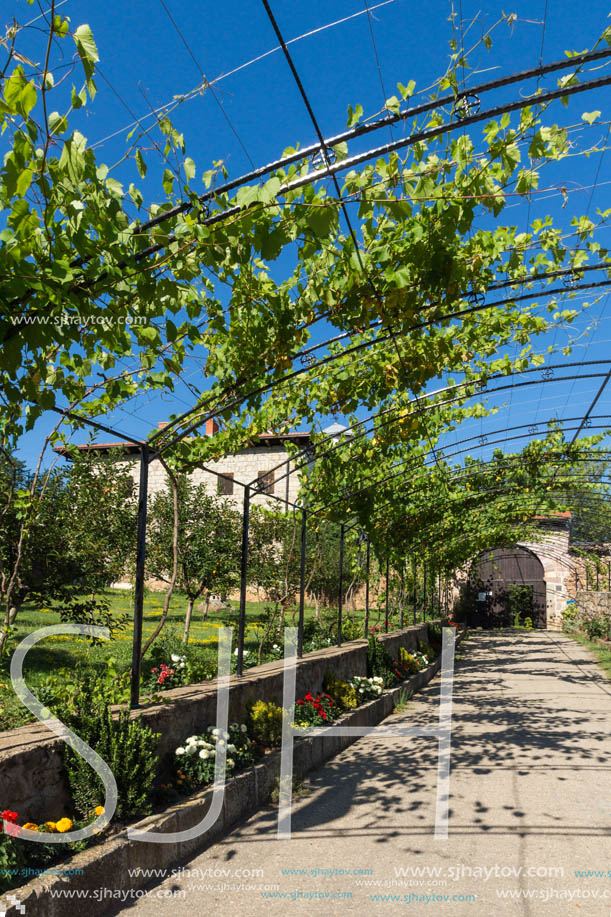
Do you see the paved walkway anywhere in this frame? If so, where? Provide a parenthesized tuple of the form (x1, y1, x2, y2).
(114, 632, 611, 916)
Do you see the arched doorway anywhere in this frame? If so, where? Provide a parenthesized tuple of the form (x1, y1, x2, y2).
(468, 546, 547, 628)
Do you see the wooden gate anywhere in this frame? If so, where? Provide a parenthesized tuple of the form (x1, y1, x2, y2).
(468, 546, 546, 628)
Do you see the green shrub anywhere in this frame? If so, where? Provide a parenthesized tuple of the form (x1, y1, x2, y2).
(366, 634, 397, 685)
(249, 699, 284, 746)
(0, 834, 24, 894)
(417, 640, 436, 662)
(341, 616, 363, 642)
(62, 676, 159, 819)
(323, 671, 357, 710)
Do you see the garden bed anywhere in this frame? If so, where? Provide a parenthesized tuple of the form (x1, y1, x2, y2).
(0, 623, 432, 822)
(3, 628, 465, 916)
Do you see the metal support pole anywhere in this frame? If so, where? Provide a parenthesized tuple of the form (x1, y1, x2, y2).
(400, 563, 405, 629)
(364, 538, 370, 637)
(385, 557, 389, 633)
(423, 560, 427, 622)
(338, 524, 345, 647)
(237, 486, 250, 677)
(131, 445, 149, 708)
(298, 509, 306, 658)
(597, 565, 600, 590)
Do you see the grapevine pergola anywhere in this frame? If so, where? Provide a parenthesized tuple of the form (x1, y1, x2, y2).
(2, 4, 611, 704)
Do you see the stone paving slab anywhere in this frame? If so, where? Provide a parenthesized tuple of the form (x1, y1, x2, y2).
(102, 631, 611, 917)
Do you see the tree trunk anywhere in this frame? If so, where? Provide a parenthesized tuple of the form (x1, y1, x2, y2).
(139, 456, 179, 663)
(202, 593, 210, 621)
(182, 596, 195, 644)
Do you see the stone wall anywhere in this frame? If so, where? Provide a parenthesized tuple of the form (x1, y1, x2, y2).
(115, 445, 302, 511)
(574, 589, 611, 616)
(0, 623, 431, 823)
(518, 529, 572, 630)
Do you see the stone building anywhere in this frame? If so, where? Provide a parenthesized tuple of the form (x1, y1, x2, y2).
(54, 420, 313, 511)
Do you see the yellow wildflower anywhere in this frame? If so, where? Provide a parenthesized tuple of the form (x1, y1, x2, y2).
(43, 822, 57, 832)
(22, 823, 38, 831)
(55, 818, 73, 833)
(94, 806, 104, 816)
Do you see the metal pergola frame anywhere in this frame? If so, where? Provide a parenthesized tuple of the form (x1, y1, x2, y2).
(22, 35, 611, 705)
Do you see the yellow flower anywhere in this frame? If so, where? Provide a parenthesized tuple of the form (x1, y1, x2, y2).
(94, 806, 104, 816)
(22, 823, 38, 831)
(43, 822, 57, 832)
(55, 818, 73, 833)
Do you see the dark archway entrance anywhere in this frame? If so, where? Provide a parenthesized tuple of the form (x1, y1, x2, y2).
(468, 547, 547, 628)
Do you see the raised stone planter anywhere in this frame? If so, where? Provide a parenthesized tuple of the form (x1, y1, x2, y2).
(0, 623, 432, 821)
(5, 628, 464, 917)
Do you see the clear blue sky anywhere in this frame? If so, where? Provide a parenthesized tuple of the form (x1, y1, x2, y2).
(9, 0, 611, 470)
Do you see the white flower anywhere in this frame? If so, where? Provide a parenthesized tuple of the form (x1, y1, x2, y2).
(223, 730, 230, 739)
(227, 759, 235, 768)
(273, 644, 279, 650)
(211, 728, 220, 736)
(185, 744, 198, 756)
(210, 749, 216, 757)
(199, 750, 210, 760)
(234, 648, 239, 656)
(176, 747, 185, 755)
(171, 654, 180, 662)
(240, 724, 248, 733)
(186, 735, 198, 744)
(227, 744, 236, 753)
(217, 739, 225, 748)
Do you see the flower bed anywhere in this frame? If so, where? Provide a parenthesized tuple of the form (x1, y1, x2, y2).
(3, 627, 465, 916)
(0, 622, 435, 841)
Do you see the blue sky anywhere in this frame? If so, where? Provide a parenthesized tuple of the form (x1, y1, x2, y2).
(9, 0, 611, 471)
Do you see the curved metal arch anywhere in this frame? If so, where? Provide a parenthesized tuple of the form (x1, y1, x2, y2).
(151, 274, 611, 461)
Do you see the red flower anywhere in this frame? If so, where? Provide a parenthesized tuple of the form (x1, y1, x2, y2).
(2, 811, 18, 822)
(304, 693, 314, 701)
(321, 712, 327, 719)
(297, 699, 305, 705)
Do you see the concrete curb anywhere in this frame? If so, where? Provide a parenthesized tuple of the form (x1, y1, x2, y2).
(7, 630, 464, 916)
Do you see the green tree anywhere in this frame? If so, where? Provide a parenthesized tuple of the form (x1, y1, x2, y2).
(147, 477, 241, 643)
(0, 452, 136, 654)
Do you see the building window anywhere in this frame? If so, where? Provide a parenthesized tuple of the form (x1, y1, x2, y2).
(256, 469, 275, 495)
(217, 473, 234, 496)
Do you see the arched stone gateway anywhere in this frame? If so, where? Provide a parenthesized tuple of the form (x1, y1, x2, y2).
(466, 514, 572, 630)
(469, 546, 546, 628)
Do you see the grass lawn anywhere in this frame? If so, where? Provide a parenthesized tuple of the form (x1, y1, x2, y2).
(567, 632, 611, 680)
(0, 588, 399, 732)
